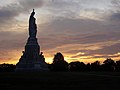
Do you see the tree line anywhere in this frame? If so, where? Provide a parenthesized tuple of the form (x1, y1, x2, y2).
(0, 52, 120, 72)
(49, 52, 120, 72)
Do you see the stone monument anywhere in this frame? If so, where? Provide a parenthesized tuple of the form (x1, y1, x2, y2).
(16, 9, 49, 71)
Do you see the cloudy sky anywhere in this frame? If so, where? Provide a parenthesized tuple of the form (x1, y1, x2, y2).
(0, 0, 120, 64)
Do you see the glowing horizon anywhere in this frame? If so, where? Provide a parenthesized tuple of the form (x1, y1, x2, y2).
(0, 51, 119, 65)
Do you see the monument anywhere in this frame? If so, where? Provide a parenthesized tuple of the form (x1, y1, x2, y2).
(16, 9, 49, 71)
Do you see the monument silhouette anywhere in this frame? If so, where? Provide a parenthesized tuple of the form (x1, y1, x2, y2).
(16, 9, 49, 71)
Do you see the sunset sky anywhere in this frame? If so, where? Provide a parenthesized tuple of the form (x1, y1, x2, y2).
(0, 0, 120, 64)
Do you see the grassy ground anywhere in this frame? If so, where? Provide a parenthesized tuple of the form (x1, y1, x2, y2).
(0, 72, 120, 90)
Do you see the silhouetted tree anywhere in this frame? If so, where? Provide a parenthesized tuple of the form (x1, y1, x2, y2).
(0, 63, 16, 72)
(69, 61, 85, 71)
(51, 52, 68, 71)
(115, 60, 120, 71)
(91, 61, 101, 71)
(102, 58, 116, 71)
(86, 63, 91, 71)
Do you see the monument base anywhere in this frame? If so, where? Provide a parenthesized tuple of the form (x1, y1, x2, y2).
(16, 37, 49, 72)
(16, 55, 49, 72)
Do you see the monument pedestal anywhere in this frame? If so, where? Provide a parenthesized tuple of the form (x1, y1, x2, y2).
(16, 37, 49, 71)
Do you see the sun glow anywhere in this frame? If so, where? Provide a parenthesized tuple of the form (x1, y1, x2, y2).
(45, 57, 53, 64)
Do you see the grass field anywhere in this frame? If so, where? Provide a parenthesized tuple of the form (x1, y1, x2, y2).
(0, 72, 120, 90)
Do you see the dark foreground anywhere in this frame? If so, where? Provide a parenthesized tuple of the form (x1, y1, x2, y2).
(0, 72, 120, 90)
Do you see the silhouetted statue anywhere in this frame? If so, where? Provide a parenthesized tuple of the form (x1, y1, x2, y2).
(16, 9, 49, 71)
(29, 9, 37, 38)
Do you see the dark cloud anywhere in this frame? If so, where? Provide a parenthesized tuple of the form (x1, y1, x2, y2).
(109, 0, 120, 23)
(109, 12, 120, 24)
(71, 42, 120, 60)
(91, 43, 120, 55)
(40, 18, 103, 34)
(41, 17, 120, 36)
(0, 4, 22, 25)
(111, 13, 120, 20)
(92, 54, 120, 59)
(0, 31, 27, 51)
(38, 18, 120, 51)
(79, 32, 120, 44)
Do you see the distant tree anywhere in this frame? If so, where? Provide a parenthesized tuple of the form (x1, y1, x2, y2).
(86, 63, 91, 71)
(115, 60, 120, 71)
(0, 63, 16, 72)
(91, 61, 101, 71)
(51, 52, 68, 71)
(68, 61, 85, 71)
(102, 58, 116, 71)
(69, 61, 80, 71)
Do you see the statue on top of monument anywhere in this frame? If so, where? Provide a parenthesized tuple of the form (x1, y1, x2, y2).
(29, 9, 37, 38)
